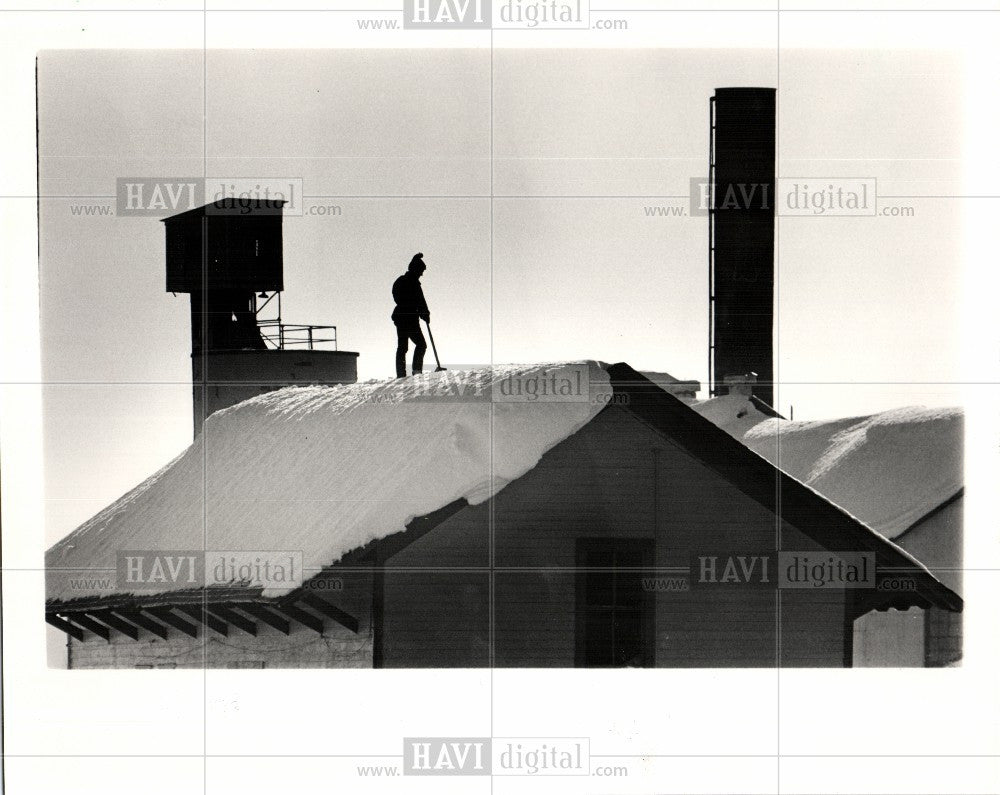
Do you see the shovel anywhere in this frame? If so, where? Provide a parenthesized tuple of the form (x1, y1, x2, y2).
(425, 321, 447, 372)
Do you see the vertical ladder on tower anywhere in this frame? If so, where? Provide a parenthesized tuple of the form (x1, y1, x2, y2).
(707, 95, 717, 398)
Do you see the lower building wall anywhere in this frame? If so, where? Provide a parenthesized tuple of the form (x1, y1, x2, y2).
(852, 605, 962, 668)
(852, 608, 926, 667)
(68, 621, 373, 669)
(380, 572, 490, 668)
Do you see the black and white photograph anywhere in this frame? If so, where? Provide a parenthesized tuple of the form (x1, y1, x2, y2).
(2, 3, 998, 794)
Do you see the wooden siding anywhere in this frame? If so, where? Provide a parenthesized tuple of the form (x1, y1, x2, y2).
(382, 406, 850, 668)
(380, 572, 490, 668)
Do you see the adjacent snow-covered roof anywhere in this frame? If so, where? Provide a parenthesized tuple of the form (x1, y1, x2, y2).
(691, 394, 963, 541)
(637, 371, 701, 401)
(46, 362, 613, 602)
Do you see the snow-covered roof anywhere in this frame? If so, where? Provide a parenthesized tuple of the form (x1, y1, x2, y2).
(46, 362, 962, 613)
(691, 394, 963, 541)
(46, 362, 613, 602)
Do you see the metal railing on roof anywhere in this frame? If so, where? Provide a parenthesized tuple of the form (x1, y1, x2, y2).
(257, 320, 337, 351)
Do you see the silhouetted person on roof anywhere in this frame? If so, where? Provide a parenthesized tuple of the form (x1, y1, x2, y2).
(391, 253, 430, 378)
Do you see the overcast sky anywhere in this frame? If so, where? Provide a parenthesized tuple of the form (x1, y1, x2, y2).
(38, 48, 964, 547)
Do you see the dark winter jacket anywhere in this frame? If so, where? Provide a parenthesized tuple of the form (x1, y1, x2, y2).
(391, 272, 429, 324)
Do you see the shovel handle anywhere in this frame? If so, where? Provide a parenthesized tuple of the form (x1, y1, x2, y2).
(425, 320, 443, 369)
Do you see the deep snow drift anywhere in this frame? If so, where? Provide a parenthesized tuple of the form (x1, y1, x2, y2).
(46, 362, 612, 601)
(692, 394, 963, 541)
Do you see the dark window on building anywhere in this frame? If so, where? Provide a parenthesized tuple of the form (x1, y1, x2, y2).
(575, 538, 654, 667)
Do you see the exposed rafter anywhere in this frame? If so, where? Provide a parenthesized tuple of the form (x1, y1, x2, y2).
(92, 609, 140, 640)
(46, 614, 84, 642)
(115, 609, 169, 641)
(176, 604, 228, 638)
(238, 603, 290, 635)
(299, 594, 359, 634)
(147, 607, 198, 639)
(208, 604, 257, 637)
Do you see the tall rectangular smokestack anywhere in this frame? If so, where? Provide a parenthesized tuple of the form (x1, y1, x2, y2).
(709, 87, 776, 408)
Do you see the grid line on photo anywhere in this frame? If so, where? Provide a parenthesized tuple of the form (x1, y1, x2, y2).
(489, 25, 497, 736)
(12, 380, 1000, 384)
(5, 6, 1000, 11)
(23, 565, 1000, 572)
(199, 37, 207, 795)
(201, 17, 209, 793)
(776, 11, 783, 791)
(18, 192, 1000, 199)
(5, 751, 999, 757)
